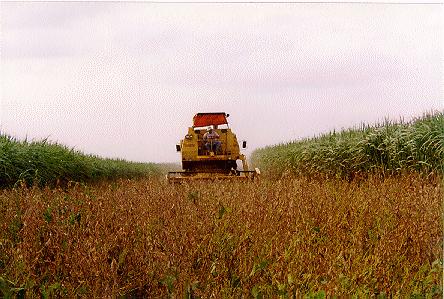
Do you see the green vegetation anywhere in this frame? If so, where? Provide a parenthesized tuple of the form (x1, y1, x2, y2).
(0, 134, 161, 188)
(251, 112, 444, 178)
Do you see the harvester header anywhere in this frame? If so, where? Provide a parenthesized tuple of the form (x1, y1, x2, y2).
(167, 112, 260, 183)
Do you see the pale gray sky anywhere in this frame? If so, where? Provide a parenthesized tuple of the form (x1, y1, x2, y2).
(1, 2, 442, 163)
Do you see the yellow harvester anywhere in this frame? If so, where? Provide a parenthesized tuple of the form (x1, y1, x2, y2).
(167, 112, 260, 182)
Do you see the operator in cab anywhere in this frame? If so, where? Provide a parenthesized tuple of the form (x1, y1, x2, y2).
(203, 127, 221, 154)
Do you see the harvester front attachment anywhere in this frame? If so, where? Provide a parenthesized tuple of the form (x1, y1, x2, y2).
(166, 168, 260, 183)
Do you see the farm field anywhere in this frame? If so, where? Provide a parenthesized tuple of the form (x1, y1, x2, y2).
(1, 112, 443, 297)
(1, 174, 442, 297)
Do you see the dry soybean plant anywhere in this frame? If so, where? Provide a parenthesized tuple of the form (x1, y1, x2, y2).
(1, 173, 442, 297)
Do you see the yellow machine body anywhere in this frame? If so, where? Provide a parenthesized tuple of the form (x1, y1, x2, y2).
(167, 113, 260, 182)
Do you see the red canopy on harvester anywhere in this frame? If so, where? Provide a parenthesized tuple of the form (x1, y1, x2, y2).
(192, 113, 228, 127)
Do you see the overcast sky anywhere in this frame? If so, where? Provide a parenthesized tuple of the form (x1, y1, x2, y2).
(1, 2, 442, 163)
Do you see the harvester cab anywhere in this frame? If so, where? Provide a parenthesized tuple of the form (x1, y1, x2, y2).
(167, 112, 260, 183)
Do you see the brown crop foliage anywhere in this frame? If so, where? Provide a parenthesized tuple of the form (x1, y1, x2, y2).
(0, 174, 442, 297)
